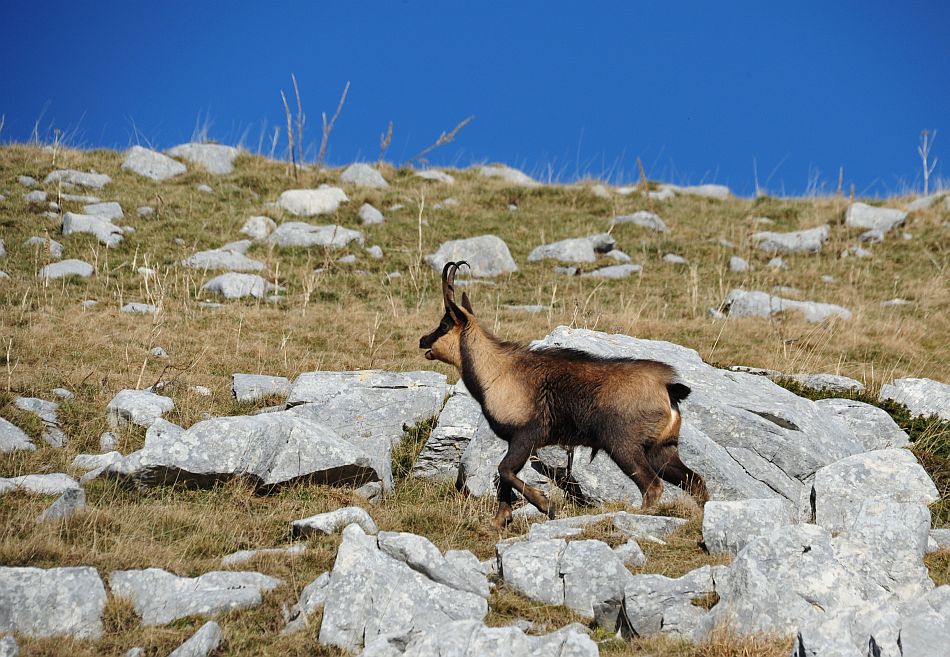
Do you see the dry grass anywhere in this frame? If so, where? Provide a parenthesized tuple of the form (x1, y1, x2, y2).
(1, 143, 947, 655)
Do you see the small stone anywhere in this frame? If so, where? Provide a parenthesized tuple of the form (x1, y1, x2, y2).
(340, 163, 389, 188)
(859, 229, 884, 243)
(50, 388, 73, 399)
(136, 206, 154, 217)
(0, 474, 80, 496)
(903, 232, 913, 241)
(167, 143, 240, 175)
(196, 184, 213, 194)
(82, 201, 123, 220)
(606, 249, 631, 263)
(719, 238, 735, 248)
(24, 190, 48, 203)
(167, 621, 222, 657)
(37, 488, 86, 522)
(582, 264, 641, 279)
(840, 245, 872, 258)
(753, 225, 829, 253)
(81, 300, 98, 308)
(120, 303, 159, 314)
(62, 212, 123, 247)
(44, 169, 111, 189)
(202, 273, 276, 300)
(663, 253, 688, 265)
(24, 236, 64, 259)
(365, 245, 383, 259)
(240, 215, 277, 240)
(122, 146, 187, 181)
(478, 164, 540, 187)
(268, 222, 363, 249)
(881, 298, 911, 307)
(729, 256, 749, 272)
(38, 259, 93, 279)
(231, 374, 290, 402)
(821, 275, 835, 283)
(416, 169, 455, 184)
(106, 389, 174, 428)
(767, 256, 787, 269)
(182, 247, 264, 271)
(879, 378, 950, 421)
(358, 203, 384, 225)
(336, 254, 357, 265)
(845, 202, 906, 233)
(99, 432, 117, 452)
(1, 417, 35, 454)
(291, 506, 379, 537)
(18, 175, 38, 187)
(425, 235, 518, 277)
(554, 266, 579, 276)
(612, 211, 669, 232)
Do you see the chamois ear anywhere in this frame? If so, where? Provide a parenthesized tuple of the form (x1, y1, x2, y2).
(446, 299, 469, 326)
(461, 292, 475, 315)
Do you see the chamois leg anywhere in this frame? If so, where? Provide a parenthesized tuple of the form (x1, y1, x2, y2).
(647, 442, 709, 505)
(492, 478, 516, 529)
(494, 435, 555, 526)
(607, 442, 664, 510)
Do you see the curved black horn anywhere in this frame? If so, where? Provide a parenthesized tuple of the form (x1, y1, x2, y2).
(442, 261, 457, 304)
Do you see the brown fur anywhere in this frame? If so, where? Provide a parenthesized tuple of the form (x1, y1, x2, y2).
(419, 262, 708, 527)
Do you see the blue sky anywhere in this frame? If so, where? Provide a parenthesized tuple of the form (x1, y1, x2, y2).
(2, 1, 948, 196)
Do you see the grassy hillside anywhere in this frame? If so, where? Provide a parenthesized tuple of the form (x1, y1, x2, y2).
(0, 144, 947, 656)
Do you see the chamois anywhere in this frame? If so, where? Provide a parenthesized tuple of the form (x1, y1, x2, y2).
(419, 261, 708, 528)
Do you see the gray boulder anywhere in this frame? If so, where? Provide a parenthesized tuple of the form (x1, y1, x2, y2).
(202, 273, 275, 299)
(679, 184, 730, 200)
(106, 389, 174, 428)
(0, 417, 34, 453)
(167, 143, 240, 175)
(527, 234, 616, 263)
(415, 169, 455, 184)
(359, 619, 597, 657)
(0, 636, 15, 657)
(18, 175, 37, 187)
(24, 236, 64, 258)
(109, 568, 281, 625)
(845, 203, 906, 233)
(722, 289, 852, 322)
(702, 498, 795, 555)
(319, 524, 487, 652)
(425, 235, 518, 277)
(13, 396, 64, 447)
(663, 253, 687, 264)
(753, 225, 829, 254)
(478, 165, 540, 187)
(62, 212, 123, 247)
(37, 488, 86, 522)
(286, 370, 447, 490)
(729, 256, 749, 272)
(283, 572, 330, 634)
(0, 473, 80, 496)
(23, 190, 47, 202)
(268, 222, 363, 249)
(899, 587, 950, 657)
(340, 163, 389, 188)
(581, 264, 641, 278)
(82, 201, 123, 220)
(44, 169, 111, 189)
(0, 566, 106, 639)
(109, 411, 381, 491)
(182, 247, 265, 271)
(277, 187, 348, 216)
(621, 566, 718, 637)
(811, 449, 938, 534)
(525, 511, 685, 542)
(232, 373, 290, 402)
(122, 146, 187, 181)
(240, 215, 277, 240)
(358, 203, 384, 225)
(786, 373, 864, 393)
(292, 506, 379, 537)
(221, 543, 306, 566)
(167, 621, 222, 657)
(497, 538, 567, 606)
(534, 327, 865, 513)
(413, 386, 488, 481)
(814, 398, 910, 450)
(879, 377, 950, 421)
(377, 531, 489, 598)
(612, 211, 669, 232)
(906, 192, 946, 211)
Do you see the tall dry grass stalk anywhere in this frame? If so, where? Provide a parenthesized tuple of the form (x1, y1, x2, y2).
(317, 81, 350, 166)
(407, 115, 474, 166)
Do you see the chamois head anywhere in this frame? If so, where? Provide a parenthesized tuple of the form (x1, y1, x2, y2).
(419, 261, 475, 368)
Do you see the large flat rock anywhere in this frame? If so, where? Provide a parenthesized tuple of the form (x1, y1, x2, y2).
(845, 203, 906, 233)
(879, 377, 950, 421)
(0, 566, 106, 639)
(268, 222, 363, 249)
(167, 143, 240, 175)
(122, 146, 187, 181)
(62, 212, 123, 247)
(425, 235, 518, 277)
(277, 187, 348, 216)
(723, 289, 851, 322)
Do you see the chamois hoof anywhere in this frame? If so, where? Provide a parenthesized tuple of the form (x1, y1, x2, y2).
(490, 507, 513, 530)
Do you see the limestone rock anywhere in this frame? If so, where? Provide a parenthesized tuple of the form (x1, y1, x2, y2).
(478, 165, 540, 187)
(814, 398, 910, 450)
(415, 169, 455, 184)
(722, 289, 851, 322)
(340, 163, 389, 188)
(498, 538, 566, 606)
(377, 531, 489, 598)
(277, 187, 348, 216)
(167, 621, 222, 657)
(182, 247, 265, 272)
(109, 568, 281, 625)
(167, 143, 240, 175)
(729, 256, 749, 272)
(120, 302, 158, 315)
(358, 203, 384, 225)
(283, 572, 330, 634)
(425, 235, 518, 277)
(110, 411, 381, 491)
(202, 273, 275, 299)
(622, 566, 717, 637)
(413, 386, 482, 481)
(663, 253, 688, 264)
(62, 212, 123, 247)
(527, 234, 615, 263)
(37, 488, 86, 522)
(612, 211, 669, 232)
(702, 498, 795, 555)
(23, 190, 47, 202)
(0, 566, 106, 638)
(0, 417, 34, 453)
(82, 201, 123, 220)
(292, 506, 379, 537)
(24, 236, 64, 259)
(268, 222, 363, 249)
(812, 449, 938, 534)
(122, 146, 187, 181)
(286, 370, 447, 490)
(753, 225, 829, 254)
(240, 215, 277, 240)
(845, 203, 906, 233)
(106, 389, 174, 428)
(13, 396, 64, 447)
(679, 184, 730, 200)
(44, 169, 111, 189)
(0, 635, 15, 657)
(786, 373, 864, 393)
(879, 377, 950, 421)
(232, 373, 290, 402)
(319, 524, 487, 652)
(581, 264, 641, 278)
(0, 473, 80, 496)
